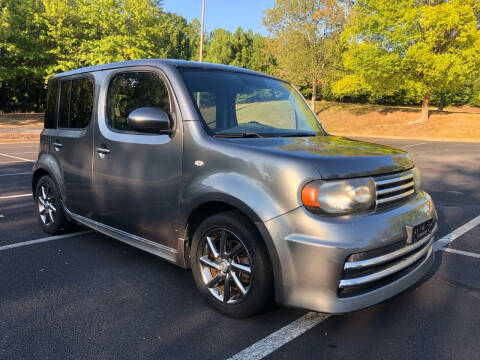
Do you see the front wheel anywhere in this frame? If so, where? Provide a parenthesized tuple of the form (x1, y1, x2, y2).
(190, 211, 274, 318)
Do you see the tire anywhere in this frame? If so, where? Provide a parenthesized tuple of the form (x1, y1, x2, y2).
(35, 175, 73, 235)
(190, 211, 274, 318)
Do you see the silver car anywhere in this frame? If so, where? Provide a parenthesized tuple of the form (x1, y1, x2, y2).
(32, 59, 437, 318)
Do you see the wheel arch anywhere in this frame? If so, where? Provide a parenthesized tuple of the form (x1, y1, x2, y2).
(181, 194, 284, 301)
(31, 154, 66, 205)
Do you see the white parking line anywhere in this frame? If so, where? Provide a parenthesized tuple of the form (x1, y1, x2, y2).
(0, 231, 90, 251)
(433, 214, 480, 251)
(0, 193, 32, 199)
(442, 248, 480, 259)
(1, 151, 37, 155)
(226, 312, 330, 360)
(0, 172, 31, 177)
(228, 214, 480, 360)
(0, 153, 34, 162)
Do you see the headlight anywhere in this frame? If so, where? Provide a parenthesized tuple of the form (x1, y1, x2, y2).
(412, 167, 421, 190)
(302, 177, 376, 215)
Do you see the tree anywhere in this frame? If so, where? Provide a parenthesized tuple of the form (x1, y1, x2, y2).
(263, 0, 350, 108)
(0, 0, 51, 111)
(40, 0, 195, 76)
(336, 0, 480, 122)
(203, 27, 270, 72)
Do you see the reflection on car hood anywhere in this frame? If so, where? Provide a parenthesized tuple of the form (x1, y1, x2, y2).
(225, 135, 414, 179)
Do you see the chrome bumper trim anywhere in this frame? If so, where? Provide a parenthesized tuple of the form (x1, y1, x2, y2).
(339, 238, 434, 288)
(344, 224, 437, 270)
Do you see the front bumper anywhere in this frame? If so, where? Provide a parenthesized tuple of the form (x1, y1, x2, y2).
(265, 191, 437, 313)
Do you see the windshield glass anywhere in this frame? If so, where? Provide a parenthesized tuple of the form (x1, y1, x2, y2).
(178, 68, 325, 137)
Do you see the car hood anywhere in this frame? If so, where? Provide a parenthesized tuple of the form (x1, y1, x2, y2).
(225, 135, 414, 179)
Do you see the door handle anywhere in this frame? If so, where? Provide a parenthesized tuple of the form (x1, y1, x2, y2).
(53, 142, 63, 151)
(96, 147, 110, 158)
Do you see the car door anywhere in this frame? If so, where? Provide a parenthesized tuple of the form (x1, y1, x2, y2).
(91, 68, 183, 250)
(51, 76, 95, 216)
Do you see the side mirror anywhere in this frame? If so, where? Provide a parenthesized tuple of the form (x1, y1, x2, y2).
(127, 107, 172, 134)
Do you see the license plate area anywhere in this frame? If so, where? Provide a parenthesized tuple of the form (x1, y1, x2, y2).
(406, 218, 433, 244)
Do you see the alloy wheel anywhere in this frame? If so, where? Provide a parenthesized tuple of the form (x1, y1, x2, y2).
(37, 184, 56, 225)
(198, 228, 252, 304)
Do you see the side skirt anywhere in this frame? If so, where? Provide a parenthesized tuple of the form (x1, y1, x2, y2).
(64, 208, 180, 265)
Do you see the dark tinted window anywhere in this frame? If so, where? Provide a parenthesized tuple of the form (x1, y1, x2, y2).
(71, 79, 94, 128)
(44, 79, 58, 129)
(107, 72, 170, 132)
(58, 80, 71, 128)
(58, 78, 93, 129)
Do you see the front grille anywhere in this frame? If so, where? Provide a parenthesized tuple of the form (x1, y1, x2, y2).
(375, 170, 415, 207)
(337, 223, 436, 298)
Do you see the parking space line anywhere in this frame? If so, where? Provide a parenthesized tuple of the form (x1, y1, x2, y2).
(0, 231, 91, 251)
(442, 248, 480, 259)
(0, 153, 35, 162)
(226, 312, 330, 360)
(433, 214, 480, 251)
(0, 193, 32, 199)
(0, 172, 31, 177)
(1, 151, 37, 155)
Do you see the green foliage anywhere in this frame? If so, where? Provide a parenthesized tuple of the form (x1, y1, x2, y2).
(0, 0, 50, 111)
(203, 27, 271, 73)
(1, 0, 480, 113)
(263, 0, 351, 105)
(40, 0, 196, 75)
(334, 0, 480, 115)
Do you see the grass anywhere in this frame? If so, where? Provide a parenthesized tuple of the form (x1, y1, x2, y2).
(315, 101, 480, 142)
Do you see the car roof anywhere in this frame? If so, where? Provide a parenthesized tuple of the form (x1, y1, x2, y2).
(50, 59, 279, 80)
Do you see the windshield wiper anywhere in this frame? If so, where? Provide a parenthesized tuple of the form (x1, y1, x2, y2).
(279, 132, 316, 137)
(213, 132, 265, 138)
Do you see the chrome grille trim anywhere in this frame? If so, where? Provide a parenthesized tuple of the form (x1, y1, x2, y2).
(344, 224, 437, 270)
(375, 173, 413, 186)
(376, 181, 415, 196)
(339, 238, 433, 288)
(377, 189, 415, 205)
(375, 169, 415, 206)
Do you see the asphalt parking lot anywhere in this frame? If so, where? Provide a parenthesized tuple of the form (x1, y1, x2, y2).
(0, 138, 479, 359)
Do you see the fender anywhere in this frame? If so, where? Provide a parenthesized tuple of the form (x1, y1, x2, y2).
(32, 152, 65, 203)
(178, 174, 294, 301)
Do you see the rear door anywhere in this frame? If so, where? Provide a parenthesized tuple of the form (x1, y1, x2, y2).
(51, 76, 95, 216)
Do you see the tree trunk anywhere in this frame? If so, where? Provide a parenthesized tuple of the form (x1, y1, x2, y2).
(311, 81, 317, 110)
(421, 95, 429, 123)
(438, 93, 445, 112)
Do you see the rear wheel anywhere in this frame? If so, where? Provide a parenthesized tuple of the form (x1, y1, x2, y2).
(191, 211, 274, 318)
(35, 175, 73, 235)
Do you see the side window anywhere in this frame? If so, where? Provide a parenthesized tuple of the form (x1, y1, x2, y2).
(107, 72, 170, 132)
(70, 79, 94, 128)
(58, 80, 71, 128)
(58, 78, 94, 129)
(44, 79, 58, 129)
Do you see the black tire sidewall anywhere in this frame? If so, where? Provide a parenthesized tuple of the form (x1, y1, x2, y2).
(190, 211, 273, 318)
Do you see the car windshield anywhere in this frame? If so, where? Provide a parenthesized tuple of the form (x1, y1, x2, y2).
(178, 68, 325, 137)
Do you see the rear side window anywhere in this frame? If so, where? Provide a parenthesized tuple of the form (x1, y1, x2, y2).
(107, 72, 170, 132)
(44, 79, 58, 129)
(58, 78, 94, 129)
